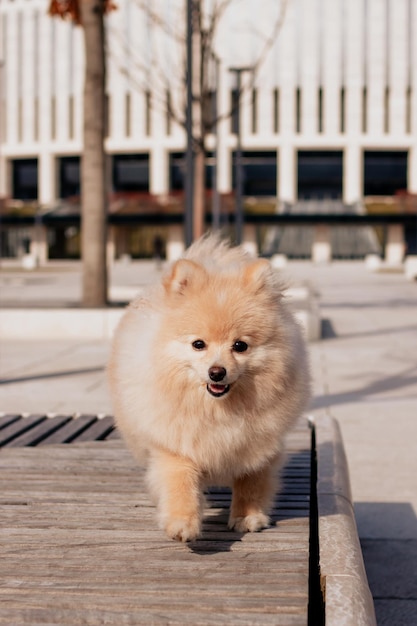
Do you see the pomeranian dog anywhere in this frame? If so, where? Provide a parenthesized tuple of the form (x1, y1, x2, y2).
(108, 235, 310, 542)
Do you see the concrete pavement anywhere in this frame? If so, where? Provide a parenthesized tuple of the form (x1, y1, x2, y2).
(302, 262, 417, 626)
(0, 258, 416, 625)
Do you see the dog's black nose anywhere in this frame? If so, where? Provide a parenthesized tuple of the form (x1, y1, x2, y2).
(208, 366, 227, 382)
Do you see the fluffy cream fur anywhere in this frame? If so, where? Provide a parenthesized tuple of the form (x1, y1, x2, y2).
(108, 234, 310, 542)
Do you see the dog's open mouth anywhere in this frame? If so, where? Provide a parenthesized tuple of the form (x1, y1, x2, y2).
(207, 383, 230, 398)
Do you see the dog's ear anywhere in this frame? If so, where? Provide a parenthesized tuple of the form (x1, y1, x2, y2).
(243, 259, 272, 287)
(244, 259, 283, 298)
(163, 259, 206, 296)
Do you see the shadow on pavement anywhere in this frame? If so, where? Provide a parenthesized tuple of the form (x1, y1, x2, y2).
(356, 502, 417, 626)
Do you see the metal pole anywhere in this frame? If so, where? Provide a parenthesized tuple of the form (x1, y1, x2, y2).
(229, 67, 252, 244)
(212, 55, 220, 231)
(185, 0, 194, 247)
(234, 70, 243, 245)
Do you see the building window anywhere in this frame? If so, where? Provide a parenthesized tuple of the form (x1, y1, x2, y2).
(166, 90, 172, 136)
(363, 151, 408, 196)
(112, 154, 150, 193)
(205, 152, 216, 189)
(251, 89, 258, 134)
(340, 87, 346, 134)
(145, 91, 152, 136)
(12, 158, 38, 200)
(169, 152, 217, 191)
(295, 87, 302, 134)
(318, 87, 323, 134)
(51, 96, 56, 140)
(202, 90, 217, 134)
(68, 95, 75, 140)
(125, 92, 131, 137)
(297, 151, 343, 200)
(232, 151, 277, 197)
(59, 156, 80, 199)
(362, 87, 367, 133)
(34, 97, 39, 142)
(273, 88, 279, 134)
(169, 152, 185, 191)
(230, 89, 239, 134)
(406, 87, 412, 134)
(384, 87, 390, 134)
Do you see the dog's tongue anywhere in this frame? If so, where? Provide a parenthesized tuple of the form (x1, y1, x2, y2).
(207, 383, 230, 397)
(210, 384, 226, 393)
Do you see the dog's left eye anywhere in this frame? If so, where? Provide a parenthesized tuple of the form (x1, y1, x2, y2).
(192, 339, 206, 350)
(232, 340, 248, 353)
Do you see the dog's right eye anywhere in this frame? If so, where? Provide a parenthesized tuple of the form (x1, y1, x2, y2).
(192, 340, 206, 350)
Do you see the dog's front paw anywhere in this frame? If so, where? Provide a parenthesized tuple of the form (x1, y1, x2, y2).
(228, 512, 270, 533)
(164, 517, 201, 542)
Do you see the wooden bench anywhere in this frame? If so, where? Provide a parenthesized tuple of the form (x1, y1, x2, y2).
(0, 414, 375, 625)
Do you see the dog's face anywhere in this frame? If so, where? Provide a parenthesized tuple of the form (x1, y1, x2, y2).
(158, 258, 282, 401)
(183, 333, 252, 399)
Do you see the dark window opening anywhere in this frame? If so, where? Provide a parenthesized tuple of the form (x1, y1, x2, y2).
(166, 90, 172, 136)
(12, 158, 38, 200)
(406, 87, 412, 134)
(273, 88, 280, 134)
(297, 150, 343, 200)
(251, 89, 258, 134)
(170, 152, 185, 191)
(202, 90, 217, 134)
(384, 87, 390, 134)
(362, 87, 367, 133)
(363, 151, 408, 196)
(169, 152, 215, 191)
(230, 89, 239, 134)
(68, 95, 74, 140)
(296, 87, 302, 134)
(340, 87, 346, 134)
(318, 87, 323, 134)
(125, 93, 131, 137)
(232, 151, 277, 197)
(145, 91, 152, 136)
(59, 156, 80, 199)
(112, 154, 150, 193)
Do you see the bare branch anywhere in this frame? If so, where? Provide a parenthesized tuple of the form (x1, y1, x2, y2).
(131, 0, 185, 45)
(106, 0, 289, 142)
(251, 0, 289, 78)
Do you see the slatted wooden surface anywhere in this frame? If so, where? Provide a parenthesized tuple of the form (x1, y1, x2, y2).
(0, 414, 119, 447)
(0, 417, 311, 625)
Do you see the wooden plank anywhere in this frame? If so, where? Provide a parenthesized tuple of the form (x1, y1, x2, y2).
(4, 415, 72, 448)
(0, 415, 117, 447)
(0, 415, 46, 447)
(38, 415, 98, 445)
(0, 414, 21, 430)
(72, 415, 115, 443)
(0, 607, 307, 626)
(0, 422, 311, 625)
(105, 426, 121, 440)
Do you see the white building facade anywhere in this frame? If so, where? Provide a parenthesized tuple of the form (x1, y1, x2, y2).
(0, 0, 416, 207)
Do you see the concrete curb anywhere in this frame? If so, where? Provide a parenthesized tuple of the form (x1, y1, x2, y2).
(0, 286, 321, 341)
(311, 414, 377, 626)
(0, 309, 124, 340)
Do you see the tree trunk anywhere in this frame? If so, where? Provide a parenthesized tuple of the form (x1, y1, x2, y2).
(193, 146, 205, 240)
(80, 0, 108, 307)
(191, 0, 205, 241)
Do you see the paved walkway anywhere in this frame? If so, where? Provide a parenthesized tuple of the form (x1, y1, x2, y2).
(0, 259, 416, 625)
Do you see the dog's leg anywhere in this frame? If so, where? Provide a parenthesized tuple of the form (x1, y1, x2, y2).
(147, 450, 203, 542)
(228, 463, 278, 533)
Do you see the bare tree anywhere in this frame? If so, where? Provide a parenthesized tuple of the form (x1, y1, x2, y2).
(49, 0, 114, 307)
(109, 0, 288, 242)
